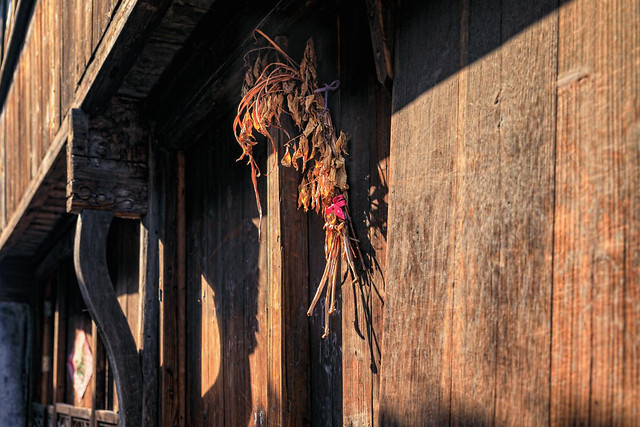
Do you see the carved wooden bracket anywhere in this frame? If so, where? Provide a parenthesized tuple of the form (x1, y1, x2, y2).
(67, 103, 148, 218)
(74, 210, 143, 426)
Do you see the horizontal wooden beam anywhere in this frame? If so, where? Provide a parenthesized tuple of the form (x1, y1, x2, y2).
(66, 105, 148, 218)
(76, 0, 175, 113)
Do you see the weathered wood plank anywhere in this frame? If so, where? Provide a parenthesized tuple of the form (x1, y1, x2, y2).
(266, 117, 310, 426)
(379, 1, 461, 423)
(492, 1, 556, 424)
(140, 140, 160, 427)
(243, 135, 268, 425)
(61, 0, 74, 116)
(338, 2, 390, 424)
(552, 0, 640, 424)
(159, 149, 187, 426)
(49, 0, 62, 140)
(74, 210, 143, 426)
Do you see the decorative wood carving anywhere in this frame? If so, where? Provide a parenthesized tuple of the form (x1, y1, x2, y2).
(74, 210, 142, 427)
(67, 103, 148, 218)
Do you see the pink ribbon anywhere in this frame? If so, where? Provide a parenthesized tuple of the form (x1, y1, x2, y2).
(325, 195, 346, 220)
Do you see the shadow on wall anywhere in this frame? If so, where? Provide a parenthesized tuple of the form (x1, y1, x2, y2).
(392, 0, 563, 114)
(183, 116, 264, 426)
(0, 302, 30, 426)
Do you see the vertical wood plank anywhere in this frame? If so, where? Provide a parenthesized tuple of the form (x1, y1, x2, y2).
(338, 2, 388, 425)
(219, 125, 250, 426)
(61, 0, 73, 117)
(267, 128, 310, 426)
(552, 0, 640, 424)
(244, 142, 268, 425)
(49, 0, 62, 140)
(379, 1, 461, 424)
(493, 1, 556, 424)
(141, 140, 160, 427)
(159, 150, 186, 426)
(199, 140, 224, 426)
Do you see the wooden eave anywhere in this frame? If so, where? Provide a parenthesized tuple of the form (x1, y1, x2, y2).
(0, 0, 214, 262)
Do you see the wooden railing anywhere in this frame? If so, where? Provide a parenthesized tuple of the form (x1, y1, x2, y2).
(31, 402, 118, 427)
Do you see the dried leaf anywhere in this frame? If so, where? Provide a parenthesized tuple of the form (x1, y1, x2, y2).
(281, 147, 292, 167)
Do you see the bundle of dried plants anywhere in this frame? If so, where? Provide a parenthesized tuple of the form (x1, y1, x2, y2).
(234, 30, 361, 338)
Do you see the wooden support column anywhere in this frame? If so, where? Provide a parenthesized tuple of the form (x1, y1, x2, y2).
(66, 102, 148, 426)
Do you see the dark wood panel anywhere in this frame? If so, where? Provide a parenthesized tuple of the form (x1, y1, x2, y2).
(159, 149, 187, 426)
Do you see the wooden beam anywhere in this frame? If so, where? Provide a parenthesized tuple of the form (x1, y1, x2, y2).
(73, 210, 143, 427)
(66, 105, 148, 218)
(76, 0, 175, 113)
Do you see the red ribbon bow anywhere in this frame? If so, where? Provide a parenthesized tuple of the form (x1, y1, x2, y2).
(325, 195, 346, 220)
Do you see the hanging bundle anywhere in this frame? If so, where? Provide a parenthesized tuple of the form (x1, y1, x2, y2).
(233, 30, 361, 338)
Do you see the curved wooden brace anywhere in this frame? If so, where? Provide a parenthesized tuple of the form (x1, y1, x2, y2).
(74, 210, 142, 426)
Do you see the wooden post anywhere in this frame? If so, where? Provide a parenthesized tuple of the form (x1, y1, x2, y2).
(74, 210, 143, 426)
(158, 149, 187, 426)
(266, 129, 310, 426)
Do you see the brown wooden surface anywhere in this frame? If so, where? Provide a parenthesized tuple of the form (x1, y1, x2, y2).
(337, 3, 389, 426)
(379, 0, 639, 425)
(3, 0, 639, 425)
(552, 0, 640, 424)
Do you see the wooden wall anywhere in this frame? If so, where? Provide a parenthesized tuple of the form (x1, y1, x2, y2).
(0, 0, 119, 231)
(155, 2, 389, 425)
(380, 0, 639, 425)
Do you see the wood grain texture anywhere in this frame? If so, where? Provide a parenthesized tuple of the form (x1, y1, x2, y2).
(552, 0, 640, 424)
(267, 122, 310, 427)
(492, 2, 556, 424)
(381, 1, 556, 424)
(338, 3, 388, 425)
(380, 1, 461, 423)
(74, 210, 143, 426)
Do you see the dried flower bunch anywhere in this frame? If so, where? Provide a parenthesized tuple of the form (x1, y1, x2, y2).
(234, 30, 360, 338)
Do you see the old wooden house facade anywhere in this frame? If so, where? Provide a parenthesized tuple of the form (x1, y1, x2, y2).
(0, 0, 638, 425)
